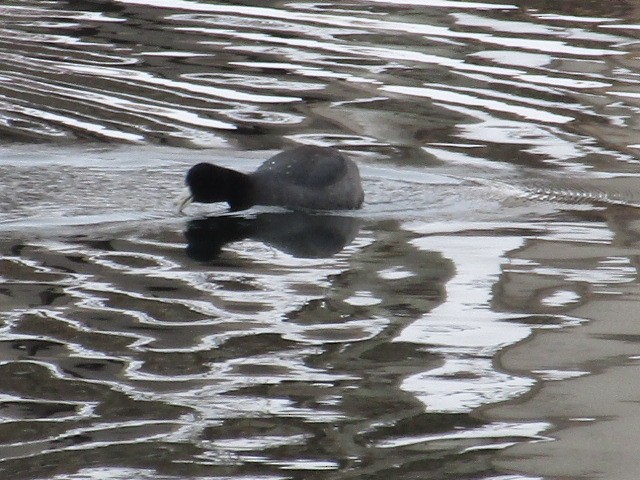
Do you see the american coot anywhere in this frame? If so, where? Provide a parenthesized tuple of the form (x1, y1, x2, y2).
(179, 145, 364, 212)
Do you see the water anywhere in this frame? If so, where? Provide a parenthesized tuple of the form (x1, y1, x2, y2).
(2, 1, 640, 479)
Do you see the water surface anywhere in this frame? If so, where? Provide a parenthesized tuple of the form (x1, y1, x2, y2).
(2, 1, 640, 479)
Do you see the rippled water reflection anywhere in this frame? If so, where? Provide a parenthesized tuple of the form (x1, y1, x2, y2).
(3, 1, 640, 479)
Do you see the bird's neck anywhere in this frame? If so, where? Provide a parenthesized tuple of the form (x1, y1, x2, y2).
(226, 171, 255, 211)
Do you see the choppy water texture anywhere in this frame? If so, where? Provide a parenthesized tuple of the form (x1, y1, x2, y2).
(3, 1, 640, 479)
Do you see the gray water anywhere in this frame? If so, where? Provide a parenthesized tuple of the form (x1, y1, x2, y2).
(2, 1, 640, 479)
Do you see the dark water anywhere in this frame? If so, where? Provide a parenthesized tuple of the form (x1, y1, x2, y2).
(3, 1, 640, 479)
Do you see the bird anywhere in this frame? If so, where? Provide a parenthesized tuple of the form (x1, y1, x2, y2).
(178, 145, 364, 212)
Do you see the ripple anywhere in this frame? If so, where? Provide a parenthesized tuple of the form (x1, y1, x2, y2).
(2, 1, 640, 478)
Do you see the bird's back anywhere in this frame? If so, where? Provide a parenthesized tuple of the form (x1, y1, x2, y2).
(251, 146, 363, 210)
(255, 146, 347, 188)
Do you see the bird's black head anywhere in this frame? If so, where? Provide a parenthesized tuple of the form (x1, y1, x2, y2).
(185, 163, 254, 211)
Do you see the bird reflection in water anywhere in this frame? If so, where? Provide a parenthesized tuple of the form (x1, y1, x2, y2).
(184, 211, 361, 260)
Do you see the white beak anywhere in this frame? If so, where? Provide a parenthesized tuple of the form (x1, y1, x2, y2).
(177, 187, 193, 213)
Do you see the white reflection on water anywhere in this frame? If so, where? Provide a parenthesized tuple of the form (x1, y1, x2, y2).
(452, 12, 625, 43)
(395, 233, 532, 412)
(62, 63, 298, 106)
(363, 0, 518, 8)
(404, 357, 535, 413)
(376, 420, 550, 448)
(382, 85, 575, 124)
(540, 289, 581, 307)
(4, 102, 146, 143)
(43, 468, 268, 480)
